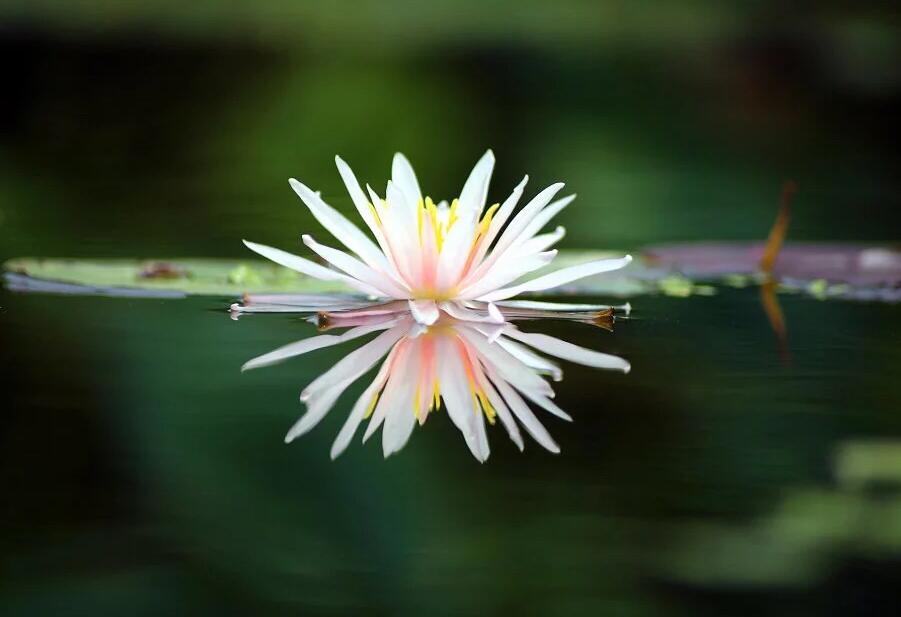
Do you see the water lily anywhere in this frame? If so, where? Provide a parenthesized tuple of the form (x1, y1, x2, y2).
(242, 309, 630, 460)
(241, 151, 632, 324)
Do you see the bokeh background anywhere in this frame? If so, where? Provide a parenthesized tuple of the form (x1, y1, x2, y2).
(1, 1, 900, 262)
(2, 3, 901, 616)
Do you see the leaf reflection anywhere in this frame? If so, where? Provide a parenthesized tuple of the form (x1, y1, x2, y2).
(241, 306, 630, 461)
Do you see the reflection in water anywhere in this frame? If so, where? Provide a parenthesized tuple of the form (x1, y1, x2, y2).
(242, 305, 630, 460)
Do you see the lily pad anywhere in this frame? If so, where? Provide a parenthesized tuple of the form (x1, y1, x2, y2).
(3, 245, 900, 302)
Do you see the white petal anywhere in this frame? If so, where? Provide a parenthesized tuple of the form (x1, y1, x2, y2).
(392, 152, 422, 204)
(242, 322, 392, 371)
(473, 365, 524, 451)
(303, 234, 409, 298)
(465, 182, 565, 286)
(514, 194, 575, 248)
(408, 299, 440, 325)
(491, 373, 559, 453)
(459, 250, 557, 299)
(467, 175, 528, 271)
(381, 349, 419, 457)
(289, 178, 390, 272)
(477, 255, 633, 302)
(438, 301, 506, 324)
(240, 293, 372, 309)
(458, 150, 495, 219)
(511, 226, 566, 257)
(495, 299, 613, 312)
(285, 388, 340, 443)
(504, 328, 631, 373)
(301, 325, 406, 403)
(335, 156, 400, 273)
(458, 327, 554, 399)
(435, 336, 485, 461)
(242, 239, 382, 297)
(494, 337, 562, 381)
(329, 351, 393, 459)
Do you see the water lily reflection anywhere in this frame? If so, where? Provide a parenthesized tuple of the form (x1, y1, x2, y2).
(243, 305, 630, 461)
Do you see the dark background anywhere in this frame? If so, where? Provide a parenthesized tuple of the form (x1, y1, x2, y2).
(1, 2, 899, 262)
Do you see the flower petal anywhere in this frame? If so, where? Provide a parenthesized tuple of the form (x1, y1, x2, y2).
(468, 175, 528, 270)
(242, 240, 382, 297)
(490, 371, 559, 453)
(303, 234, 410, 298)
(330, 347, 396, 459)
(289, 178, 391, 272)
(242, 321, 394, 371)
(459, 250, 558, 299)
(477, 255, 633, 302)
(438, 301, 505, 324)
(464, 182, 565, 286)
(458, 150, 495, 219)
(392, 152, 422, 205)
(300, 325, 407, 403)
(408, 299, 440, 325)
(504, 328, 631, 373)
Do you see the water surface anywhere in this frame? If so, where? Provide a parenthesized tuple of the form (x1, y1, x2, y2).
(2, 287, 900, 615)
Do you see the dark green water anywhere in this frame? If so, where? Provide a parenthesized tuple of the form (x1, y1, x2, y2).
(3, 287, 900, 615)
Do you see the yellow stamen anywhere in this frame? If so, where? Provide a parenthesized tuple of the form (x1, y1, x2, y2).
(363, 391, 380, 419)
(477, 391, 496, 425)
(417, 198, 424, 245)
(447, 198, 459, 230)
(368, 202, 381, 227)
(432, 380, 441, 411)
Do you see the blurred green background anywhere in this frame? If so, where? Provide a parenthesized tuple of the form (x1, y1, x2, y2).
(1, 1, 899, 262)
(2, 2, 901, 616)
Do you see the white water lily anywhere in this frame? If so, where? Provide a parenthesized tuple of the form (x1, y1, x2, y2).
(242, 309, 630, 461)
(241, 151, 632, 325)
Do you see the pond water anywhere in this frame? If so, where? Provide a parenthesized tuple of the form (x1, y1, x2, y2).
(2, 287, 901, 615)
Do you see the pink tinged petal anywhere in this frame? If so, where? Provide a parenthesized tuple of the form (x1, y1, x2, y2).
(458, 149, 495, 219)
(329, 347, 396, 459)
(435, 206, 480, 290)
(317, 311, 410, 330)
(238, 293, 373, 309)
(457, 327, 554, 399)
(435, 336, 487, 462)
(320, 300, 410, 320)
(391, 152, 422, 205)
(381, 345, 420, 457)
(504, 328, 631, 373)
(361, 341, 411, 443)
(373, 183, 418, 285)
(465, 182, 565, 286)
(458, 250, 558, 299)
(242, 240, 383, 297)
(288, 178, 391, 273)
(242, 322, 393, 372)
(476, 255, 634, 302)
(491, 374, 559, 454)
(408, 299, 440, 325)
(438, 301, 506, 324)
(302, 234, 410, 298)
(300, 326, 407, 404)
(232, 302, 363, 314)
